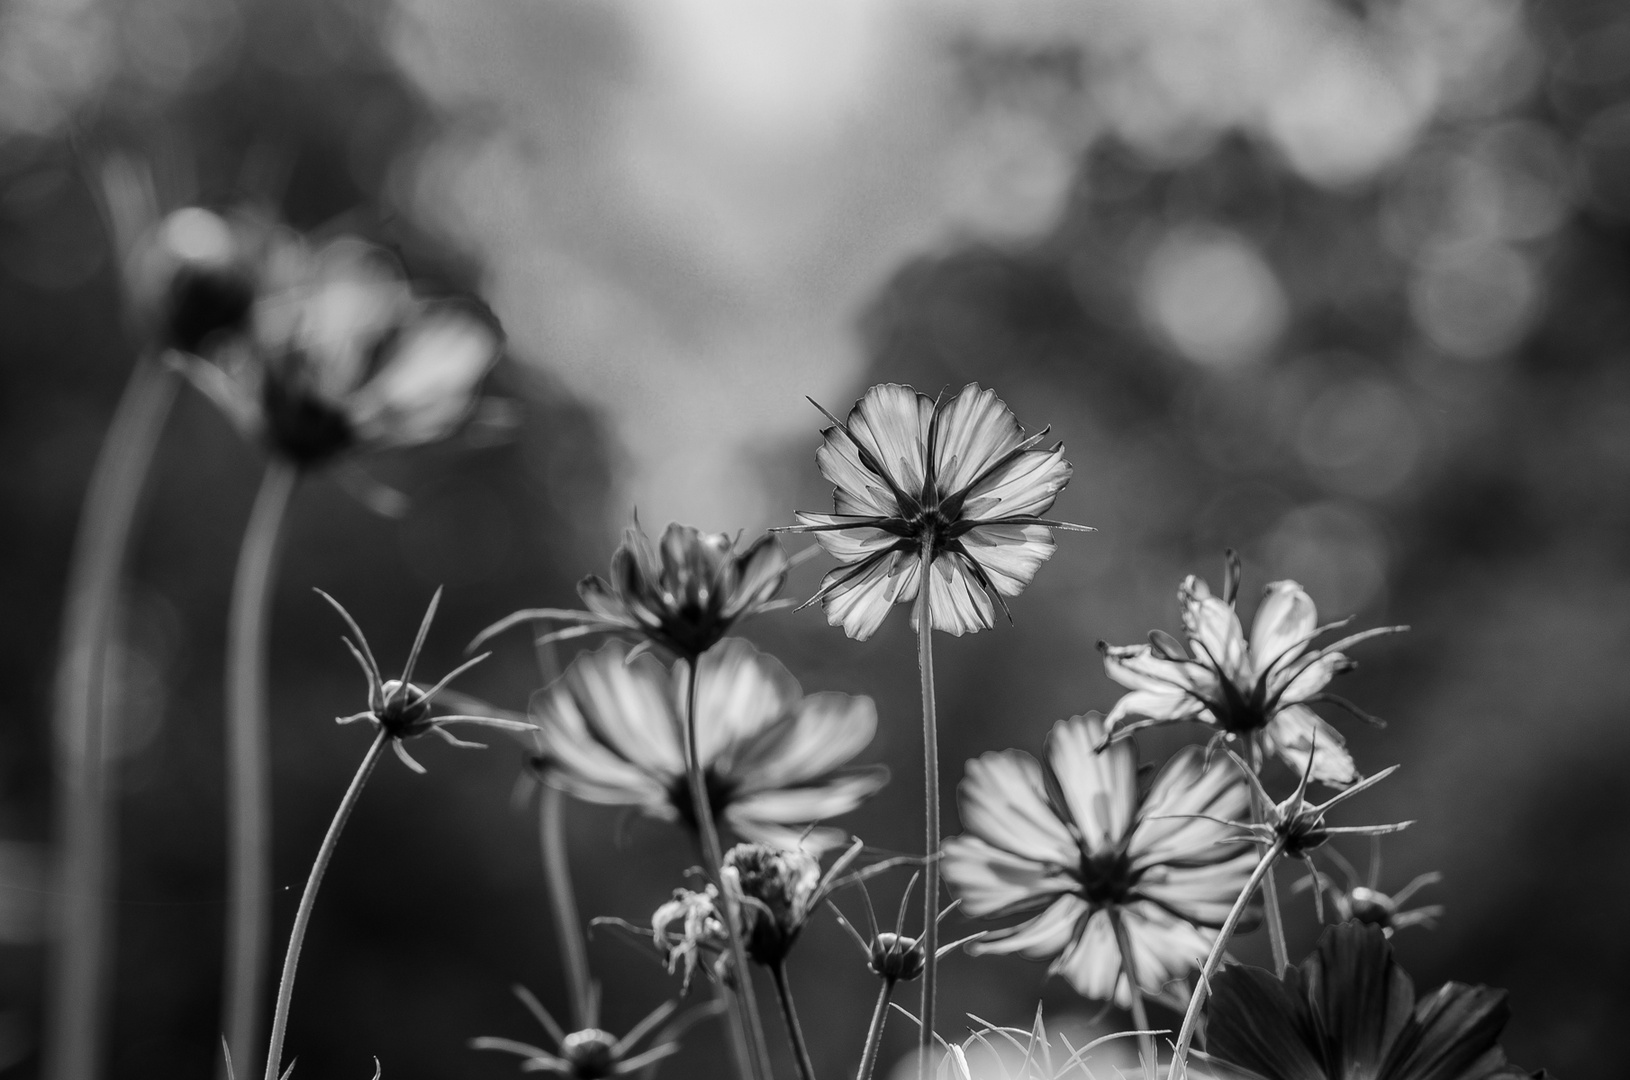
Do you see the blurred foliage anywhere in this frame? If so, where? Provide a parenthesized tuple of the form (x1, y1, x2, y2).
(2, 0, 1629, 1079)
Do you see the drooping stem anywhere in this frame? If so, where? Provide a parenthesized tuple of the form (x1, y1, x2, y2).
(1249, 786, 1289, 975)
(222, 459, 299, 1080)
(45, 353, 177, 1080)
(539, 785, 594, 1029)
(915, 540, 940, 1080)
(1167, 837, 1287, 1080)
(770, 961, 818, 1080)
(1110, 908, 1157, 1080)
(682, 658, 771, 1080)
(263, 729, 388, 1080)
(856, 979, 895, 1080)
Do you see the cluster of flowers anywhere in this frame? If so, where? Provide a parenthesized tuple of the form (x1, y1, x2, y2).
(80, 204, 1549, 1080)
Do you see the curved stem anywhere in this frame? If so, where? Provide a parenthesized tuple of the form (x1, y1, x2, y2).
(1249, 786, 1289, 975)
(222, 459, 299, 1080)
(264, 729, 388, 1080)
(539, 786, 594, 1029)
(915, 540, 939, 1080)
(771, 961, 817, 1080)
(1110, 908, 1157, 1080)
(856, 979, 895, 1080)
(1167, 838, 1287, 1080)
(682, 658, 770, 1080)
(45, 353, 177, 1080)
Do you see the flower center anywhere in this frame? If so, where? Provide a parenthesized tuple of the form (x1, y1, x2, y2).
(561, 1030, 619, 1078)
(1075, 847, 1139, 906)
(670, 768, 737, 834)
(375, 680, 434, 738)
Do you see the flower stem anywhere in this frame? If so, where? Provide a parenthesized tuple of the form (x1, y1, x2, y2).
(222, 459, 299, 1080)
(1167, 837, 1287, 1080)
(682, 658, 771, 1080)
(771, 961, 818, 1080)
(1110, 908, 1157, 1080)
(915, 540, 939, 1080)
(263, 729, 388, 1080)
(1249, 786, 1289, 975)
(856, 979, 895, 1080)
(45, 352, 177, 1080)
(539, 785, 594, 1029)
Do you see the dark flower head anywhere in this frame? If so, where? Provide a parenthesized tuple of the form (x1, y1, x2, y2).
(474, 521, 790, 661)
(1205, 922, 1542, 1080)
(471, 984, 685, 1079)
(130, 207, 260, 355)
(786, 382, 1089, 640)
(1307, 841, 1443, 938)
(317, 588, 534, 774)
(827, 871, 963, 985)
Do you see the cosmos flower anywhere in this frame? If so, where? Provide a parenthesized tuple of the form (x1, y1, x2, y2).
(787, 382, 1087, 641)
(723, 838, 904, 968)
(317, 588, 535, 774)
(127, 206, 261, 356)
(1204, 922, 1543, 1080)
(530, 637, 887, 851)
(1305, 841, 1443, 937)
(941, 714, 1256, 1007)
(1099, 551, 1405, 786)
(472, 984, 687, 1079)
(473, 521, 790, 661)
(651, 885, 730, 991)
(181, 236, 502, 468)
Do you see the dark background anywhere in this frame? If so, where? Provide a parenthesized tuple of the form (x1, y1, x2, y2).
(2, 0, 1627, 1077)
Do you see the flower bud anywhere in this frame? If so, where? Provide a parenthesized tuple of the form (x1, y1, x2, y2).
(868, 931, 925, 982)
(723, 843, 820, 966)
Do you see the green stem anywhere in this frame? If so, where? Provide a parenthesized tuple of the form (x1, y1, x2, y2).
(682, 658, 771, 1080)
(1110, 908, 1157, 1080)
(856, 979, 894, 1080)
(263, 729, 388, 1080)
(222, 459, 298, 1080)
(915, 540, 939, 1080)
(539, 786, 594, 1029)
(1250, 786, 1289, 975)
(1167, 837, 1287, 1080)
(771, 962, 817, 1080)
(45, 353, 177, 1080)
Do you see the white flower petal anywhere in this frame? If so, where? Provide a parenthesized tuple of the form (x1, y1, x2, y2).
(1049, 907, 1123, 1002)
(918, 552, 996, 636)
(845, 383, 933, 499)
(967, 894, 1087, 956)
(1136, 854, 1258, 928)
(958, 524, 1055, 597)
(1103, 688, 1208, 732)
(957, 750, 1077, 866)
(552, 641, 685, 777)
(959, 445, 1071, 521)
(1179, 575, 1248, 680)
(727, 768, 887, 827)
(1117, 900, 1216, 998)
(1101, 643, 1209, 695)
(691, 638, 800, 765)
(349, 306, 499, 448)
(1249, 580, 1319, 675)
(1273, 649, 1348, 704)
(794, 515, 900, 563)
(729, 691, 878, 792)
(814, 426, 899, 517)
(1044, 716, 1137, 852)
(1133, 746, 1251, 871)
(818, 549, 920, 641)
(931, 383, 1027, 496)
(1264, 704, 1359, 785)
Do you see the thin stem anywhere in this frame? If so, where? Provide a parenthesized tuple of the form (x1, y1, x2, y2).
(45, 353, 177, 1080)
(222, 459, 299, 1080)
(856, 979, 895, 1080)
(1167, 837, 1287, 1080)
(682, 658, 771, 1080)
(539, 786, 594, 1029)
(1110, 908, 1157, 1080)
(1249, 786, 1289, 975)
(264, 729, 389, 1080)
(771, 961, 817, 1080)
(915, 540, 939, 1080)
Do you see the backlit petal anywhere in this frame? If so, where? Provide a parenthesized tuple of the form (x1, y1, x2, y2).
(815, 425, 899, 517)
(959, 445, 1071, 521)
(1044, 715, 1137, 852)
(1049, 908, 1123, 1003)
(1134, 745, 1252, 871)
(966, 893, 1086, 955)
(691, 638, 800, 764)
(349, 305, 499, 447)
(918, 552, 996, 636)
(553, 642, 685, 776)
(1249, 581, 1320, 676)
(846, 383, 933, 498)
(958, 524, 1055, 597)
(818, 549, 920, 641)
(727, 767, 887, 826)
(1264, 704, 1359, 786)
(1103, 688, 1208, 732)
(1180, 576, 1249, 681)
(931, 384, 1028, 496)
(729, 691, 877, 792)
(957, 750, 1077, 865)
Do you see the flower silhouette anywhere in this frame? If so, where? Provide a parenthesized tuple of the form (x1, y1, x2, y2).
(474, 521, 790, 661)
(942, 714, 1255, 1007)
(472, 984, 687, 1079)
(182, 236, 501, 467)
(531, 638, 887, 850)
(787, 382, 1087, 640)
(1099, 551, 1404, 786)
(1204, 922, 1542, 1080)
